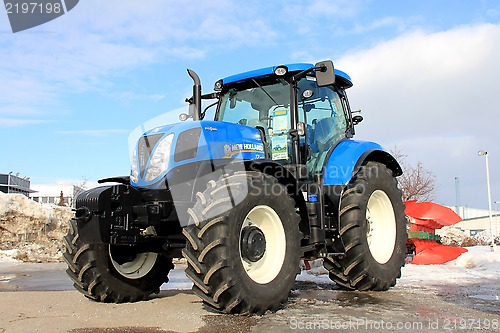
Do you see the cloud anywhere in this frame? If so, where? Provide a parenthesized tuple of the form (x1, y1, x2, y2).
(0, 118, 47, 127)
(337, 23, 500, 139)
(336, 23, 500, 207)
(350, 17, 410, 35)
(0, 0, 281, 126)
(107, 91, 166, 103)
(57, 129, 129, 137)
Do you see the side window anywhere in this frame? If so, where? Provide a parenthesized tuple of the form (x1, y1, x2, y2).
(299, 85, 348, 152)
(298, 83, 349, 175)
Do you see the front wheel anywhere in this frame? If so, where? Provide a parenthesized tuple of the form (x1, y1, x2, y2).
(183, 172, 301, 314)
(63, 220, 173, 302)
(324, 162, 407, 291)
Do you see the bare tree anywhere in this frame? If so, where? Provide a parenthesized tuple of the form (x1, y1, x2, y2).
(391, 148, 436, 202)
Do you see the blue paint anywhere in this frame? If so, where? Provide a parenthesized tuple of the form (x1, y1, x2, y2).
(323, 140, 385, 185)
(220, 63, 352, 88)
(132, 121, 265, 187)
(308, 194, 318, 202)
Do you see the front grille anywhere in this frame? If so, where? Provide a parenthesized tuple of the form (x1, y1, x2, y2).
(174, 128, 202, 162)
(137, 134, 163, 178)
(75, 186, 112, 211)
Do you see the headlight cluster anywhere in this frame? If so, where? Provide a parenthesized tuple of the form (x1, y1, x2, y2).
(130, 133, 175, 184)
(130, 149, 139, 183)
(145, 133, 174, 182)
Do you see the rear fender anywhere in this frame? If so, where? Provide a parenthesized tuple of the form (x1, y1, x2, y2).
(323, 140, 402, 186)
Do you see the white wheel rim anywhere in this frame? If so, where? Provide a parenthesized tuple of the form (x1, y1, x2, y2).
(240, 205, 286, 284)
(109, 227, 158, 279)
(366, 190, 396, 264)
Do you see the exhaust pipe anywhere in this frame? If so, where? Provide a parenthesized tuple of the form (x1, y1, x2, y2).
(187, 69, 201, 121)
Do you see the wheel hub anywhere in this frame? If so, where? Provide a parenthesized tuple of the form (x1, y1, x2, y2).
(109, 226, 158, 279)
(241, 226, 266, 262)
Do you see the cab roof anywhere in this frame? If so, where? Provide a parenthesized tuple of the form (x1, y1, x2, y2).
(220, 63, 353, 89)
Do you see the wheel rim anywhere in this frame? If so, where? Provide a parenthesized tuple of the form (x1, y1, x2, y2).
(239, 205, 286, 284)
(366, 190, 396, 264)
(109, 227, 158, 279)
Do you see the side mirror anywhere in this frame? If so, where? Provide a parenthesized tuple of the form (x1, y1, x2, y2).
(352, 115, 363, 125)
(315, 60, 335, 87)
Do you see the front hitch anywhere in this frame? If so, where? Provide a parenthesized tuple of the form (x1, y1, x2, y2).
(74, 185, 142, 244)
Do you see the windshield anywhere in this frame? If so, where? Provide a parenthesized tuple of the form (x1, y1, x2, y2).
(217, 77, 349, 173)
(218, 80, 292, 162)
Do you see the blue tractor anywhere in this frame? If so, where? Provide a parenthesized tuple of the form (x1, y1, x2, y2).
(64, 61, 407, 314)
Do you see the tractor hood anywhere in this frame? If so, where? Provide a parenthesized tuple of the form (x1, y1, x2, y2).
(130, 120, 265, 187)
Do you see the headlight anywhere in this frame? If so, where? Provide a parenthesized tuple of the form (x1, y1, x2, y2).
(145, 133, 174, 182)
(130, 149, 139, 183)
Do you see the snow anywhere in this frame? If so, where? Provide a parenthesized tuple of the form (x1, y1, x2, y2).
(0, 192, 73, 262)
(0, 249, 21, 263)
(296, 246, 500, 288)
(436, 226, 469, 244)
(402, 246, 499, 283)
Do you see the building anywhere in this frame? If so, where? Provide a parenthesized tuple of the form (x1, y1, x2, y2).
(447, 205, 500, 237)
(454, 214, 500, 237)
(30, 183, 85, 207)
(0, 172, 35, 197)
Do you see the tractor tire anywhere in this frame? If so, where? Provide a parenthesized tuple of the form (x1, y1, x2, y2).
(182, 171, 301, 314)
(324, 162, 407, 291)
(63, 219, 173, 302)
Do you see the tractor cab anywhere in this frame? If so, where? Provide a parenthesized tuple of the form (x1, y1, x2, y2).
(214, 62, 355, 178)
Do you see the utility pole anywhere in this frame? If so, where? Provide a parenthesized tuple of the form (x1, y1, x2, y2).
(455, 177, 461, 217)
(478, 150, 496, 251)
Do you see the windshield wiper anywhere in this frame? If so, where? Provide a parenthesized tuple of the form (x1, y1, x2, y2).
(251, 79, 279, 106)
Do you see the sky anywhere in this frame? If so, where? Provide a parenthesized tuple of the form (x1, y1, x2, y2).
(1, 0, 500, 210)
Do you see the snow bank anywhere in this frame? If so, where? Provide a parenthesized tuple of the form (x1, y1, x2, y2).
(0, 192, 73, 262)
(437, 226, 468, 245)
(0, 249, 21, 263)
(297, 246, 500, 287)
(438, 225, 499, 247)
(452, 246, 500, 273)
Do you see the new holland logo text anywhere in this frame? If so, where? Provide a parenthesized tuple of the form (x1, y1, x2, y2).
(223, 143, 264, 158)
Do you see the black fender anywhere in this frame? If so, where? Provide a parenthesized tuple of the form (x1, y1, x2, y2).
(355, 149, 402, 177)
(188, 158, 309, 236)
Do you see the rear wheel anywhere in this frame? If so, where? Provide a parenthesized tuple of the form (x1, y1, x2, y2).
(324, 162, 407, 291)
(183, 171, 301, 314)
(63, 220, 173, 302)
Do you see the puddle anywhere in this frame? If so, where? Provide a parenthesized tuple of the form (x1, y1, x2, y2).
(0, 264, 192, 292)
(470, 294, 500, 301)
(334, 291, 384, 306)
(0, 274, 27, 282)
